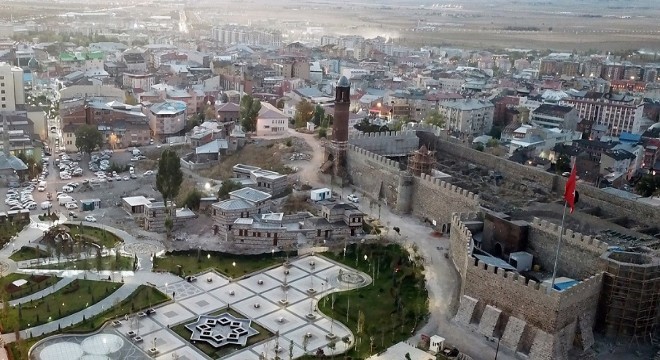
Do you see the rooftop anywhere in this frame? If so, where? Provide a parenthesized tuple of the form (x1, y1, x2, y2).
(230, 187, 272, 203)
(533, 104, 575, 117)
(150, 100, 187, 115)
(439, 98, 493, 111)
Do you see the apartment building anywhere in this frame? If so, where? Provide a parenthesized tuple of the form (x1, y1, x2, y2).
(530, 104, 581, 131)
(561, 92, 644, 137)
(438, 98, 494, 136)
(0, 62, 25, 111)
(147, 100, 186, 138)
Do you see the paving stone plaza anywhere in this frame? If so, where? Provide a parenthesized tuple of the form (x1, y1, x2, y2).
(30, 255, 370, 360)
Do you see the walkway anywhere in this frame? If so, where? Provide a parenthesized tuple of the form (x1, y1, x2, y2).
(6, 277, 77, 307)
(0, 283, 138, 343)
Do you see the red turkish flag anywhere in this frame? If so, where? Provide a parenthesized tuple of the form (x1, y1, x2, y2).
(564, 164, 577, 213)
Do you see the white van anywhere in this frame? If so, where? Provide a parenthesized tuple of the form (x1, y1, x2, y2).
(129, 166, 135, 175)
(40, 201, 52, 210)
(58, 195, 74, 206)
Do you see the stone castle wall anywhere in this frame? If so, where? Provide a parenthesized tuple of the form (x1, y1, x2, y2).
(411, 174, 480, 231)
(348, 130, 420, 155)
(406, 123, 660, 228)
(450, 213, 604, 336)
(527, 218, 609, 280)
(346, 144, 401, 207)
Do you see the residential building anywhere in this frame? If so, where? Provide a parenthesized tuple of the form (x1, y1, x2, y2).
(438, 99, 494, 136)
(58, 51, 105, 73)
(530, 104, 581, 130)
(501, 124, 583, 158)
(61, 123, 79, 152)
(600, 149, 636, 176)
(231, 164, 289, 196)
(255, 102, 288, 136)
(87, 100, 146, 126)
(0, 62, 25, 111)
(538, 53, 580, 77)
(273, 58, 310, 80)
(574, 139, 617, 163)
(147, 100, 186, 138)
(216, 102, 240, 122)
(122, 73, 155, 91)
(561, 92, 644, 137)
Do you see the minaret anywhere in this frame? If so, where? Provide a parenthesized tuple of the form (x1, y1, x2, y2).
(322, 76, 351, 177)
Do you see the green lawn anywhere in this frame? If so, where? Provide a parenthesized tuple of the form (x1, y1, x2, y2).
(67, 285, 168, 333)
(0, 273, 60, 301)
(0, 220, 29, 248)
(67, 224, 122, 249)
(1, 279, 121, 330)
(316, 244, 429, 359)
(153, 250, 288, 279)
(7, 286, 168, 360)
(171, 307, 273, 359)
(32, 255, 135, 271)
(9, 246, 51, 262)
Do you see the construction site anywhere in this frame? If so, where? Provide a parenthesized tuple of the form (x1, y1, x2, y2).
(599, 250, 660, 342)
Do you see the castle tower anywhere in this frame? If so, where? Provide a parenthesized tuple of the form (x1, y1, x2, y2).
(322, 76, 351, 177)
(407, 145, 436, 176)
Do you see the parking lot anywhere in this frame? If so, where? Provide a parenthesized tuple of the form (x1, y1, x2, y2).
(2, 148, 163, 231)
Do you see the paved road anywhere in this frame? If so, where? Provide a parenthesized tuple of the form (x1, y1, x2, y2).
(285, 131, 515, 359)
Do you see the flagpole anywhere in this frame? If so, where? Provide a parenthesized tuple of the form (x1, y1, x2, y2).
(549, 201, 568, 292)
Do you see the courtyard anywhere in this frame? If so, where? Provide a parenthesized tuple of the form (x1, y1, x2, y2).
(30, 254, 370, 360)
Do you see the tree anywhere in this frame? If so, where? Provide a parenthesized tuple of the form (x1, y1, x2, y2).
(635, 174, 660, 197)
(486, 138, 499, 147)
(203, 102, 217, 120)
(218, 180, 244, 200)
(318, 127, 327, 138)
(517, 106, 530, 124)
(220, 92, 229, 103)
(294, 99, 315, 128)
(156, 149, 184, 208)
(312, 105, 325, 126)
(239, 95, 261, 133)
(16, 153, 42, 180)
(555, 154, 570, 174)
(75, 125, 104, 156)
(164, 217, 174, 240)
(424, 110, 446, 128)
(388, 119, 403, 131)
(124, 92, 138, 105)
(183, 189, 202, 210)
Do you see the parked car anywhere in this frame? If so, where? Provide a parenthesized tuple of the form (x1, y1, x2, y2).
(40, 201, 52, 210)
(65, 202, 78, 210)
(68, 211, 78, 218)
(84, 215, 97, 222)
(144, 170, 154, 176)
(347, 194, 359, 203)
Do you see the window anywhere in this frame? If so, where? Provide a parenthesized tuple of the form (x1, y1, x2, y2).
(0, 90, 4, 94)
(1, 97, 4, 101)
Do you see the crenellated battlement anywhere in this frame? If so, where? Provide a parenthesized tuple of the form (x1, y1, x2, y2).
(471, 258, 560, 298)
(530, 217, 609, 254)
(421, 172, 480, 202)
(401, 123, 444, 136)
(347, 144, 400, 170)
(348, 130, 416, 140)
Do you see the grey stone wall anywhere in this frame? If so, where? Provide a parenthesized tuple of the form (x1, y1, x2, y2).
(348, 130, 420, 156)
(346, 145, 401, 207)
(411, 174, 480, 230)
(526, 218, 608, 280)
(407, 123, 660, 227)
